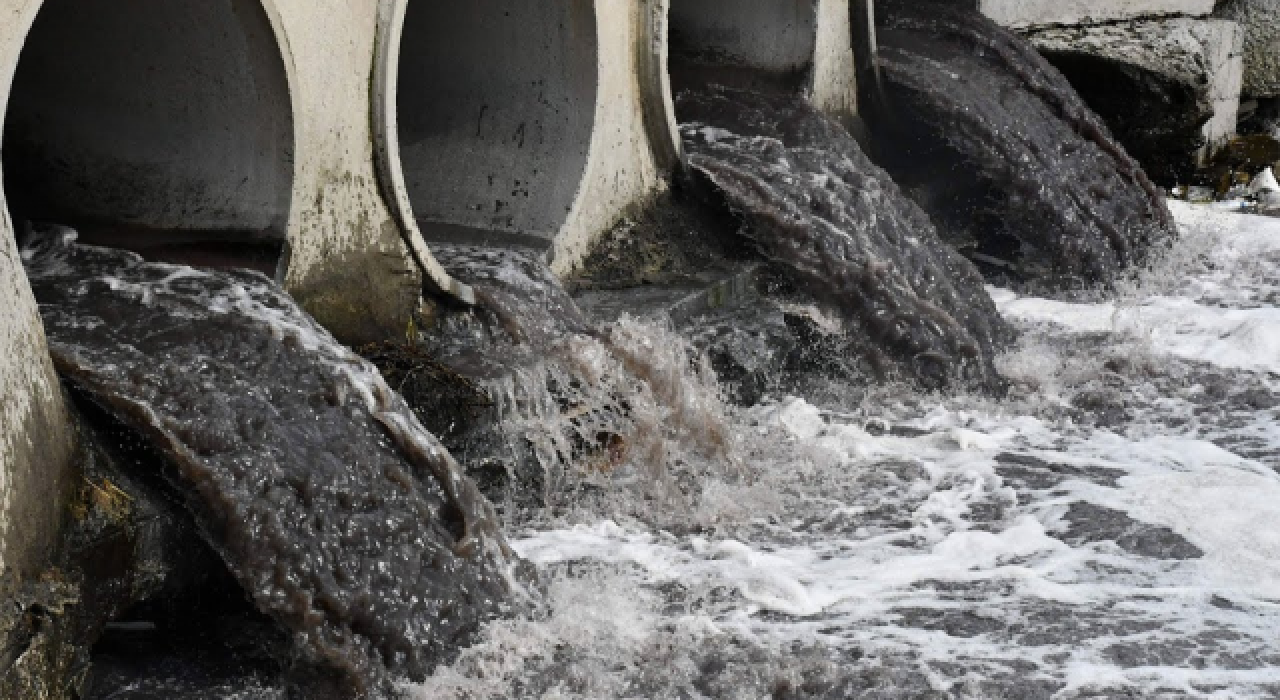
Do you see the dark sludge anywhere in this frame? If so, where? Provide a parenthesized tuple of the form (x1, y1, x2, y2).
(871, 0, 1175, 290)
(21, 229, 521, 696)
(678, 86, 1013, 390)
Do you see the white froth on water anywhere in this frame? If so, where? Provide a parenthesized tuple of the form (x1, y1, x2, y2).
(993, 201, 1280, 375)
(409, 205, 1280, 698)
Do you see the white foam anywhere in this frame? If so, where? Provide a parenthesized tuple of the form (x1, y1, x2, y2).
(415, 202, 1280, 697)
(994, 203, 1280, 374)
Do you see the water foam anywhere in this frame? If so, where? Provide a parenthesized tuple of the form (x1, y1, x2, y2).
(409, 204, 1280, 698)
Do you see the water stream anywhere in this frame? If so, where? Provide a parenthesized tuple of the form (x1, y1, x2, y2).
(22, 230, 518, 695)
(14, 5, 1278, 696)
(408, 203, 1280, 700)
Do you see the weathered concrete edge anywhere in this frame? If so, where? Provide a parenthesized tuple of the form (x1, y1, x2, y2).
(551, 0, 682, 277)
(0, 0, 78, 583)
(371, 0, 475, 306)
(980, 0, 1216, 29)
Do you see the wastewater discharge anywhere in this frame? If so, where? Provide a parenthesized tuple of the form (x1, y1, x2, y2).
(22, 202, 1280, 698)
(872, 0, 1174, 290)
(419, 244, 737, 520)
(410, 202, 1280, 699)
(22, 231, 518, 694)
(678, 87, 1011, 389)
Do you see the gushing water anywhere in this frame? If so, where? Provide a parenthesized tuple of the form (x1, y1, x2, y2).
(22, 230, 517, 694)
(871, 0, 1174, 291)
(409, 245, 739, 522)
(408, 203, 1280, 699)
(678, 87, 1011, 389)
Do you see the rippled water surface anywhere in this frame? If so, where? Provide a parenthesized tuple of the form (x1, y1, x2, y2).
(408, 202, 1280, 699)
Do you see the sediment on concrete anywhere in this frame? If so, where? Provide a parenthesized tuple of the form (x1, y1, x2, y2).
(667, 0, 858, 119)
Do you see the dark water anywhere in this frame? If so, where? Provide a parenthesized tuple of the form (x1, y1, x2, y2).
(403, 244, 735, 519)
(678, 87, 1011, 389)
(21, 230, 517, 694)
(872, 0, 1175, 289)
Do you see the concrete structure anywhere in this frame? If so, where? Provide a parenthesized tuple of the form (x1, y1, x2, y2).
(0, 0, 687, 600)
(0, 0, 79, 599)
(980, 0, 1214, 29)
(1215, 0, 1280, 98)
(376, 0, 681, 276)
(667, 0, 858, 120)
(1, 0, 457, 345)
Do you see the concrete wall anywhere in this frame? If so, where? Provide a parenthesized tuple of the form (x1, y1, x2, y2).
(1215, 0, 1280, 99)
(980, 0, 1214, 28)
(668, 0, 857, 119)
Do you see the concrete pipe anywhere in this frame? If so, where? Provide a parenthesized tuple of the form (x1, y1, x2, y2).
(668, 0, 858, 118)
(392, 0, 598, 251)
(376, 0, 682, 276)
(0, 0, 299, 584)
(3, 0, 296, 277)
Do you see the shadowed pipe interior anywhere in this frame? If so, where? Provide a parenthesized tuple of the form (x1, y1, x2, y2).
(668, 0, 818, 96)
(2, 0, 294, 277)
(395, 0, 598, 251)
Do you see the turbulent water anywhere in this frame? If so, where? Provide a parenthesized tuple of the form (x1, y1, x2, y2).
(678, 87, 1010, 388)
(872, 0, 1174, 289)
(21, 230, 517, 694)
(411, 244, 736, 520)
(407, 202, 1280, 699)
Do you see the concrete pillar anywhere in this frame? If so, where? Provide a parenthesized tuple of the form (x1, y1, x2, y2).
(667, 0, 859, 120)
(0, 0, 78, 585)
(270, 0, 473, 335)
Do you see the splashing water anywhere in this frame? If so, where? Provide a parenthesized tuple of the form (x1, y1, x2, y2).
(408, 203, 1280, 699)
(411, 245, 740, 523)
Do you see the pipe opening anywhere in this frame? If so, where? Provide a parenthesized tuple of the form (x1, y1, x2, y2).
(394, 0, 598, 251)
(668, 0, 820, 98)
(2, 0, 295, 277)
